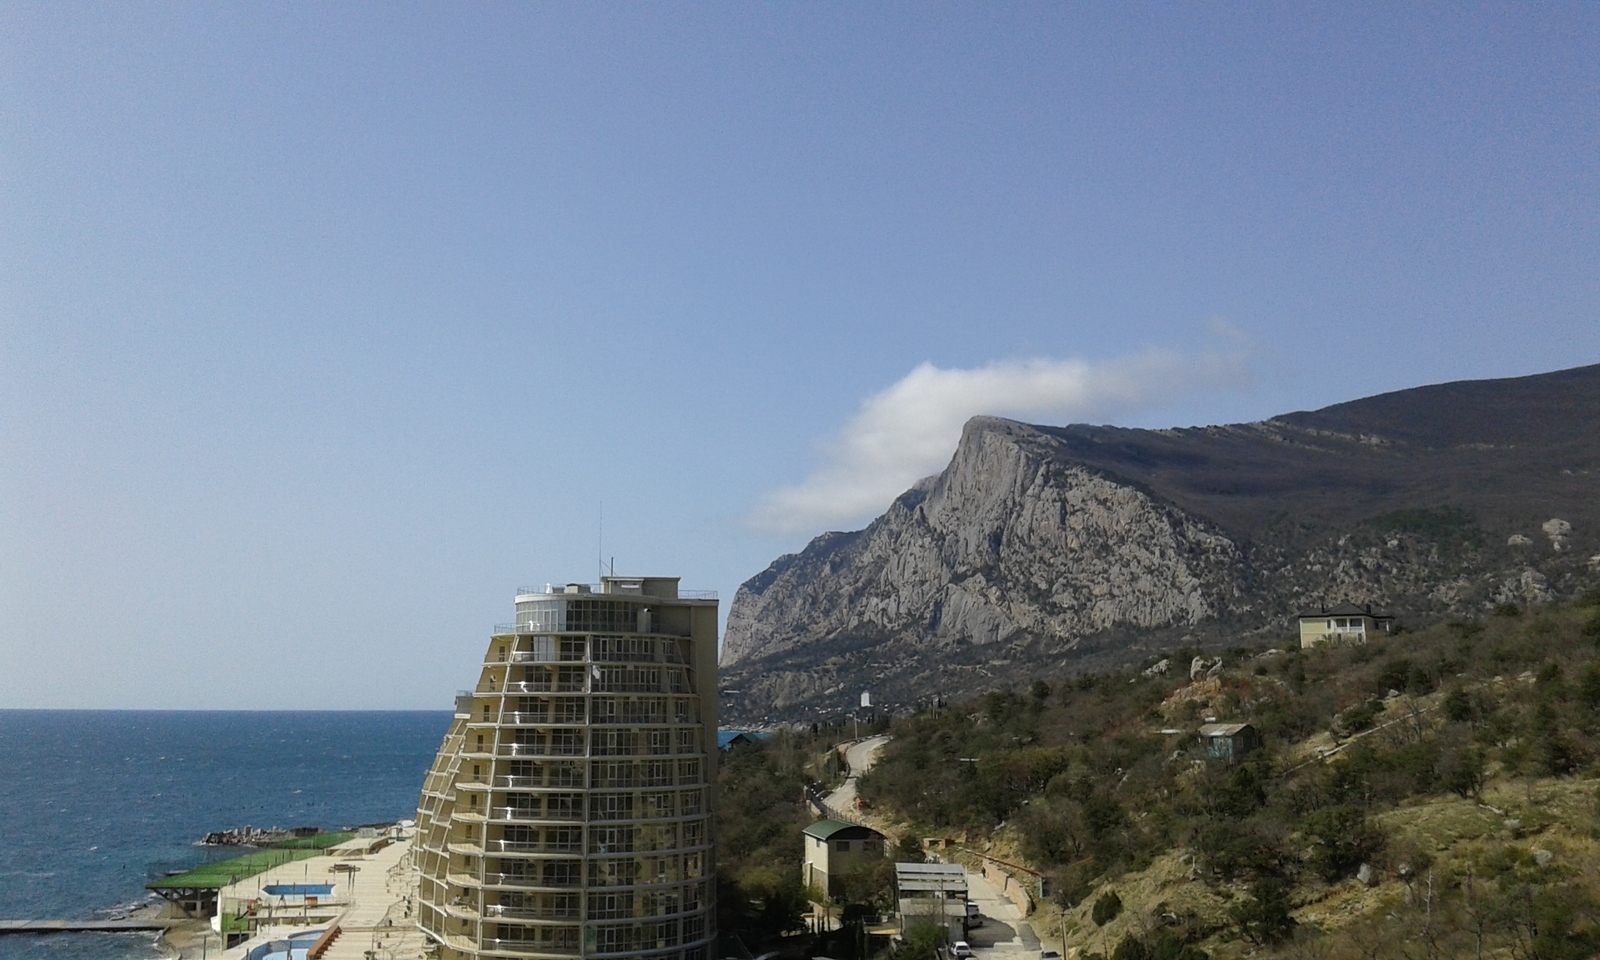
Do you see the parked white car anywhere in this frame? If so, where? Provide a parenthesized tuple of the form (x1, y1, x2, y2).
(951, 942, 975, 958)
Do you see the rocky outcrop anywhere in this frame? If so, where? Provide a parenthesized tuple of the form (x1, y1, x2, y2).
(721, 365, 1600, 724)
(723, 418, 1244, 667)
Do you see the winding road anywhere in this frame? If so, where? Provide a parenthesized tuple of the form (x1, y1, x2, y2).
(823, 735, 890, 815)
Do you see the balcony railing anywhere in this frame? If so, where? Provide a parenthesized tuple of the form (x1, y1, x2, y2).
(498, 743, 586, 758)
(514, 585, 717, 600)
(492, 712, 588, 725)
(482, 873, 582, 889)
(479, 938, 580, 956)
(491, 840, 583, 855)
(498, 681, 554, 694)
(485, 904, 582, 921)
(492, 807, 583, 822)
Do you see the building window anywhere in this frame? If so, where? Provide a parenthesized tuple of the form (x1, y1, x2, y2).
(591, 792, 635, 820)
(590, 826, 635, 854)
(683, 914, 706, 941)
(588, 891, 635, 920)
(643, 760, 673, 787)
(593, 728, 640, 756)
(641, 791, 674, 818)
(591, 760, 638, 788)
(543, 793, 582, 819)
(540, 860, 582, 886)
(835, 840, 850, 852)
(589, 857, 641, 887)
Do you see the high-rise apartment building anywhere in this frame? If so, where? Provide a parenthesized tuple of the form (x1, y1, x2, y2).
(416, 577, 719, 960)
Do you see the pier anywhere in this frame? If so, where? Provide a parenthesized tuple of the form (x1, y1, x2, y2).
(0, 918, 183, 934)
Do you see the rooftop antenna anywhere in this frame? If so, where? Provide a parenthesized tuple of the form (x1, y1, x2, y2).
(598, 501, 604, 583)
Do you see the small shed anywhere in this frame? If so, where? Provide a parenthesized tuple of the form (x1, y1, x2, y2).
(1199, 722, 1261, 762)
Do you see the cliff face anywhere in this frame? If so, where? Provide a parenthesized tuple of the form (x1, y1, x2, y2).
(721, 365, 1600, 724)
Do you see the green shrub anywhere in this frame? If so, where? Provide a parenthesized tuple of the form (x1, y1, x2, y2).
(1337, 701, 1381, 735)
(1438, 744, 1486, 798)
(1301, 805, 1384, 882)
(1192, 820, 1289, 880)
(1093, 890, 1124, 926)
(1228, 879, 1297, 945)
(1442, 687, 1476, 722)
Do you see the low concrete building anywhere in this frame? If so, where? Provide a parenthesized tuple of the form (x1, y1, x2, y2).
(1298, 603, 1394, 648)
(1199, 722, 1261, 762)
(802, 820, 887, 899)
(894, 862, 968, 943)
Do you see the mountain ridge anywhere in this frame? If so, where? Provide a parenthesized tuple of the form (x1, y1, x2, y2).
(720, 364, 1600, 724)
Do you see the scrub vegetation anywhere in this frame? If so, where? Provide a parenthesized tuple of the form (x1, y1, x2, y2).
(856, 592, 1600, 959)
(713, 724, 905, 959)
(714, 731, 816, 947)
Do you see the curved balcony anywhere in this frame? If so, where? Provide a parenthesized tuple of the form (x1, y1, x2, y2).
(489, 840, 583, 855)
(443, 898, 481, 920)
(490, 806, 584, 823)
(484, 904, 581, 921)
(478, 937, 580, 957)
(496, 743, 587, 758)
(481, 872, 582, 889)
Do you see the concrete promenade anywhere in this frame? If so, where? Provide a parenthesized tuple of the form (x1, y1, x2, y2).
(219, 833, 422, 960)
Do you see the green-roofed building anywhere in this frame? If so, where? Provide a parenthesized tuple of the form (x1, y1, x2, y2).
(144, 833, 353, 918)
(801, 819, 886, 899)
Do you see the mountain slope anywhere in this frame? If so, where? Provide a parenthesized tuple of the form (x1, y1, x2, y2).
(721, 365, 1600, 723)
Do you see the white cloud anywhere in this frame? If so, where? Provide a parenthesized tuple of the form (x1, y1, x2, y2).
(746, 331, 1253, 535)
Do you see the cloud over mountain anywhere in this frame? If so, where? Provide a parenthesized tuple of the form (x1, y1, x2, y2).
(747, 332, 1253, 535)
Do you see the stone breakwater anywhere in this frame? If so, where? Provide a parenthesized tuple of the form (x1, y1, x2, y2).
(199, 826, 320, 846)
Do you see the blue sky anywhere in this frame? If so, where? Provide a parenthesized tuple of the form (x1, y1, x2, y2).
(2, 5, 1596, 708)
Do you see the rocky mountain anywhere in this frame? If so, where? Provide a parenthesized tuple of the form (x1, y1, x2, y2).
(720, 364, 1600, 724)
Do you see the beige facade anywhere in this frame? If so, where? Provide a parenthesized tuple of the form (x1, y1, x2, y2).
(1298, 603, 1394, 649)
(801, 819, 886, 899)
(415, 577, 718, 960)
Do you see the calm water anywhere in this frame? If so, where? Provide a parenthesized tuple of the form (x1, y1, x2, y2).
(0, 711, 452, 960)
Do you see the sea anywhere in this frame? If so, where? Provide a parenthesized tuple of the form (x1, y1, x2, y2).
(0, 710, 453, 960)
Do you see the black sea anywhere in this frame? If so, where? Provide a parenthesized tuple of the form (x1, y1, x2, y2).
(0, 710, 452, 959)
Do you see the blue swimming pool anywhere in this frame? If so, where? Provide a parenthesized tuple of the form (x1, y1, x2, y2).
(263, 883, 335, 896)
(246, 930, 324, 960)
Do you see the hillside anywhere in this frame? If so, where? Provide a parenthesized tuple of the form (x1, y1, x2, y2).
(721, 364, 1600, 724)
(855, 596, 1600, 960)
